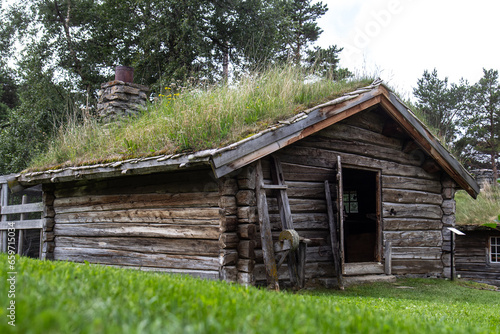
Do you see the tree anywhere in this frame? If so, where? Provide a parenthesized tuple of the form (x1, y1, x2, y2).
(303, 45, 352, 79)
(281, 0, 327, 65)
(413, 69, 467, 143)
(457, 68, 500, 181)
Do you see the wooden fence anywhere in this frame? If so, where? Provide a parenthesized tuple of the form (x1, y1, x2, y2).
(0, 174, 43, 258)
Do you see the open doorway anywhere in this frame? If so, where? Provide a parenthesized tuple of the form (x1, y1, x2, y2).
(342, 168, 380, 263)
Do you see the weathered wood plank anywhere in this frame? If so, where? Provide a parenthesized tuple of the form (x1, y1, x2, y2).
(391, 259, 443, 274)
(1, 202, 43, 215)
(384, 231, 443, 247)
(382, 175, 442, 193)
(53, 223, 221, 239)
(54, 247, 220, 270)
(54, 169, 218, 198)
(391, 247, 442, 260)
(325, 180, 344, 289)
(55, 236, 221, 256)
(54, 192, 220, 213)
(382, 203, 442, 219)
(383, 189, 443, 205)
(383, 218, 442, 231)
(300, 136, 422, 167)
(55, 208, 221, 224)
(315, 122, 403, 150)
(0, 219, 44, 230)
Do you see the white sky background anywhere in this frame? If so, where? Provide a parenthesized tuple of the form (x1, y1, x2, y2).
(315, 0, 500, 99)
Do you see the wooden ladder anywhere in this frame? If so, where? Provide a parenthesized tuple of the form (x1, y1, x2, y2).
(255, 156, 306, 290)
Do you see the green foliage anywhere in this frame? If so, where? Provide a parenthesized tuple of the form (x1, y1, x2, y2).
(1, 255, 499, 334)
(303, 45, 352, 80)
(413, 69, 467, 143)
(456, 183, 500, 226)
(30, 66, 372, 169)
(456, 69, 500, 177)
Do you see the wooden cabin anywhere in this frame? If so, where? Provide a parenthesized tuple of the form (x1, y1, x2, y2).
(10, 81, 480, 289)
(455, 225, 500, 287)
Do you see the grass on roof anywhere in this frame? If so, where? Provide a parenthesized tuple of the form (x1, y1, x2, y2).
(28, 66, 372, 170)
(456, 183, 500, 226)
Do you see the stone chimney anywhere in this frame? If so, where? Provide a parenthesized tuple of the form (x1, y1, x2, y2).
(97, 66, 150, 121)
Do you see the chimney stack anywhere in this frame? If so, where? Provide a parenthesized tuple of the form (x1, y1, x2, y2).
(97, 66, 150, 121)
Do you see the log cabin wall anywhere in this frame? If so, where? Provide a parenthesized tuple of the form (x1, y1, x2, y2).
(50, 168, 228, 279)
(455, 230, 500, 287)
(248, 108, 449, 286)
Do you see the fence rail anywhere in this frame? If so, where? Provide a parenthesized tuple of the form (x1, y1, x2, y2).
(0, 175, 43, 257)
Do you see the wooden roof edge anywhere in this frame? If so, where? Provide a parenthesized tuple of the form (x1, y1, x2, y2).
(456, 224, 500, 232)
(377, 85, 480, 198)
(16, 150, 215, 186)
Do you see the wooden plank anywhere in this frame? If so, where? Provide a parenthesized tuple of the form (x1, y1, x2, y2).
(316, 122, 403, 150)
(1, 202, 43, 215)
(55, 207, 221, 223)
(54, 192, 220, 213)
(54, 170, 218, 198)
(325, 180, 344, 289)
(382, 203, 442, 219)
(384, 241, 392, 275)
(255, 160, 279, 290)
(0, 219, 44, 230)
(336, 156, 345, 274)
(55, 236, 221, 256)
(383, 189, 443, 205)
(53, 247, 220, 270)
(382, 175, 442, 193)
(384, 231, 443, 247)
(1, 183, 8, 252)
(53, 223, 221, 239)
(383, 218, 442, 231)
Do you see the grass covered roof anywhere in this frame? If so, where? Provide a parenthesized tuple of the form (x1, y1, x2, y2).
(29, 66, 372, 171)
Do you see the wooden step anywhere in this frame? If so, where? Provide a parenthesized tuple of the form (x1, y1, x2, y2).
(344, 262, 385, 276)
(344, 274, 396, 287)
(316, 274, 396, 289)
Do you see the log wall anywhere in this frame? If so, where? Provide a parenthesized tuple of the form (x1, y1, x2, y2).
(248, 109, 449, 286)
(51, 169, 226, 279)
(456, 230, 500, 287)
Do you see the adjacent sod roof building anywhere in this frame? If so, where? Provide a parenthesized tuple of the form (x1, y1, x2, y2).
(13, 80, 480, 288)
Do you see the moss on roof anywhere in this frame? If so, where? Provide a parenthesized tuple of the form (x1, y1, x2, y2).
(28, 66, 373, 172)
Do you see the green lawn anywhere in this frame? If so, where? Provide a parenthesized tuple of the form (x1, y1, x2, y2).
(1, 255, 499, 334)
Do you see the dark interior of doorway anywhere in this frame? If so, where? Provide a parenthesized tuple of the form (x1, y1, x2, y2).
(342, 168, 378, 263)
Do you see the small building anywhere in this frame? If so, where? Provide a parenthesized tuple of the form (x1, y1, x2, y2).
(5, 80, 480, 289)
(455, 224, 500, 287)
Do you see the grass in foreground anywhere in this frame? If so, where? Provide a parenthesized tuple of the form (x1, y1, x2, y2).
(456, 183, 500, 226)
(29, 66, 372, 170)
(1, 255, 499, 334)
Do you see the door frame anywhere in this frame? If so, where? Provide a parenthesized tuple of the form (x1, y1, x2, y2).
(339, 164, 383, 264)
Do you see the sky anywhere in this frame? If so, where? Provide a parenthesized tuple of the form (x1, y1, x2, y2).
(315, 0, 500, 99)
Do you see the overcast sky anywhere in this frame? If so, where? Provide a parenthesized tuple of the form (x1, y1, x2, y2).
(315, 0, 500, 99)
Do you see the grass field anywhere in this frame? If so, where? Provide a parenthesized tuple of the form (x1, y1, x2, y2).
(1, 255, 499, 334)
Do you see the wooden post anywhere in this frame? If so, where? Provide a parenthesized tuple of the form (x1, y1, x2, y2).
(298, 242, 307, 289)
(450, 232, 455, 281)
(0, 183, 8, 252)
(17, 195, 28, 255)
(325, 180, 344, 290)
(384, 241, 392, 275)
(270, 156, 299, 287)
(255, 161, 279, 290)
